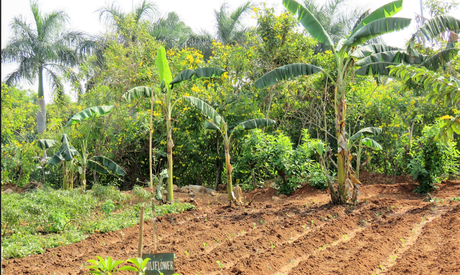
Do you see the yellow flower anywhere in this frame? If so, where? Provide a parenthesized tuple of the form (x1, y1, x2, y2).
(440, 115, 453, 120)
(325, 50, 332, 54)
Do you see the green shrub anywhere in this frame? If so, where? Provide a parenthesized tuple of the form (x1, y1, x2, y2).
(400, 122, 459, 193)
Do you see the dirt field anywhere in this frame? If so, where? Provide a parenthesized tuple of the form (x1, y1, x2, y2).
(2, 172, 460, 275)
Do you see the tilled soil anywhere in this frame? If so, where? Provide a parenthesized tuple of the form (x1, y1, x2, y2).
(2, 172, 460, 275)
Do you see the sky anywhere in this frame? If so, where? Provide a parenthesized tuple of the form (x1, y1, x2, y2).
(0, 0, 451, 101)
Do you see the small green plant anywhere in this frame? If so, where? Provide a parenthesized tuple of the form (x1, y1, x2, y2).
(203, 242, 208, 248)
(311, 220, 314, 226)
(451, 197, 460, 202)
(253, 222, 257, 229)
(184, 251, 189, 257)
(216, 260, 223, 269)
(380, 264, 385, 271)
(400, 238, 406, 247)
(270, 241, 275, 249)
(260, 219, 264, 224)
(101, 200, 116, 215)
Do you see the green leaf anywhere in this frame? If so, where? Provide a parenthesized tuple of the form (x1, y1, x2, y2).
(204, 120, 221, 131)
(350, 127, 382, 140)
(282, 0, 333, 45)
(352, 44, 404, 58)
(183, 96, 225, 126)
(419, 48, 459, 71)
(156, 46, 172, 87)
(356, 51, 426, 66)
(87, 159, 110, 174)
(410, 15, 460, 43)
(350, 0, 403, 35)
(361, 137, 382, 150)
(170, 67, 226, 89)
(232, 118, 276, 133)
(37, 139, 57, 150)
(118, 266, 138, 271)
(48, 134, 79, 165)
(123, 86, 154, 102)
(254, 63, 323, 89)
(90, 156, 126, 176)
(65, 106, 114, 127)
(345, 17, 411, 47)
(355, 62, 396, 76)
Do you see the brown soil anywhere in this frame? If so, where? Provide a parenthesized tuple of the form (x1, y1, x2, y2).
(2, 172, 460, 275)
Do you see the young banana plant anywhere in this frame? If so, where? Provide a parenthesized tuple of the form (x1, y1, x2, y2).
(48, 105, 126, 191)
(183, 96, 276, 202)
(255, 0, 413, 204)
(348, 127, 382, 180)
(123, 45, 225, 202)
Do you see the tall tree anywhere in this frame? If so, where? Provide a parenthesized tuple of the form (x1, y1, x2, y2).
(98, 0, 158, 44)
(149, 12, 193, 49)
(215, 1, 253, 45)
(1, 0, 84, 133)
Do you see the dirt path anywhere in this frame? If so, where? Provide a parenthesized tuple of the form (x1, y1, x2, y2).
(2, 173, 459, 275)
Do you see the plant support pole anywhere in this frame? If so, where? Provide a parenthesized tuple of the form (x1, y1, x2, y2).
(138, 206, 145, 258)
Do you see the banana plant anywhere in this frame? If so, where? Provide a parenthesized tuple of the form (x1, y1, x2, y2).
(183, 96, 275, 202)
(123, 45, 225, 202)
(355, 15, 460, 76)
(48, 106, 126, 191)
(349, 127, 382, 180)
(47, 134, 80, 190)
(255, 0, 413, 204)
(37, 139, 58, 184)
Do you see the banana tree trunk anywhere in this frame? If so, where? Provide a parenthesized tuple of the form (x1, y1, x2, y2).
(224, 125, 233, 201)
(335, 96, 348, 205)
(37, 67, 46, 134)
(81, 165, 86, 192)
(225, 146, 233, 201)
(166, 116, 174, 202)
(62, 162, 68, 190)
(356, 144, 363, 180)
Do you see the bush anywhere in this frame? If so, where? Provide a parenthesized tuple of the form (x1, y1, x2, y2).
(399, 121, 459, 193)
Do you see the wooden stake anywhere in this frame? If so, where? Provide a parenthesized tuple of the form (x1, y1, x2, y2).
(138, 206, 145, 258)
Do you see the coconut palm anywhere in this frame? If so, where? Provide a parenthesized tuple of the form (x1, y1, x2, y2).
(149, 12, 193, 49)
(215, 1, 253, 45)
(1, 1, 84, 133)
(98, 0, 158, 44)
(255, 0, 413, 204)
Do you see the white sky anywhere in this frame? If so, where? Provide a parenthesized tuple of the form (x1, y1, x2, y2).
(1, 0, 454, 101)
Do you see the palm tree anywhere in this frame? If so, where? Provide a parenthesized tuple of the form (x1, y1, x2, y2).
(149, 12, 193, 49)
(1, 1, 84, 134)
(215, 1, 253, 45)
(98, 0, 158, 44)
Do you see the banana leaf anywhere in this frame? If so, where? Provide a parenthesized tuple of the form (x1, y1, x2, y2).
(91, 156, 126, 176)
(86, 159, 110, 174)
(345, 17, 411, 47)
(419, 48, 459, 71)
(410, 15, 460, 43)
(232, 118, 276, 132)
(65, 105, 114, 127)
(48, 134, 79, 165)
(282, 0, 333, 46)
(156, 46, 172, 88)
(356, 51, 426, 66)
(170, 67, 226, 89)
(37, 139, 57, 150)
(352, 44, 404, 58)
(350, 127, 382, 140)
(122, 86, 154, 102)
(204, 120, 221, 131)
(355, 62, 396, 76)
(350, 0, 403, 36)
(254, 63, 323, 89)
(183, 96, 225, 126)
(361, 137, 382, 150)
